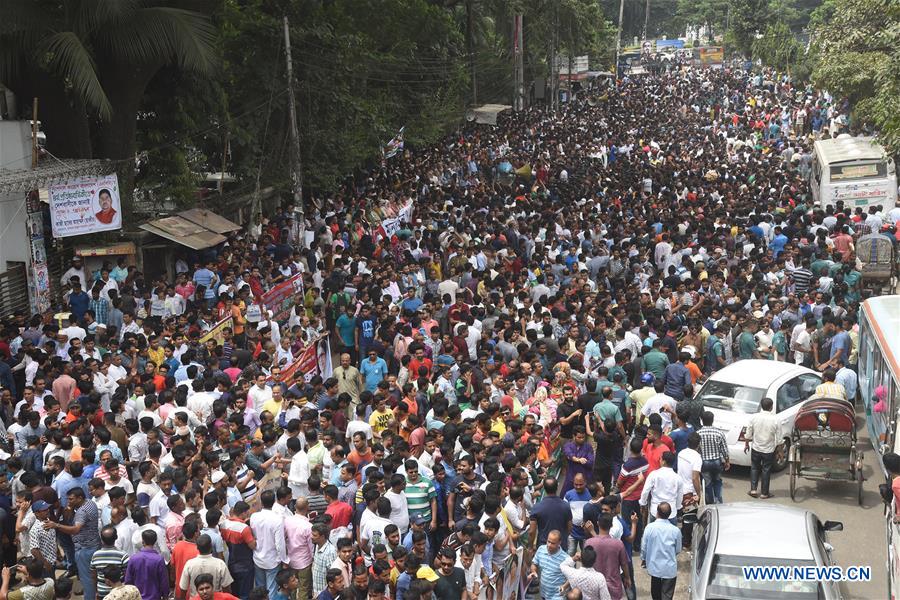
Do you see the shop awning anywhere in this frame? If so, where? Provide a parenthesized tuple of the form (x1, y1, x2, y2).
(139, 209, 241, 250)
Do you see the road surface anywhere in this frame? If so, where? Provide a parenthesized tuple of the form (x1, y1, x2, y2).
(633, 412, 887, 599)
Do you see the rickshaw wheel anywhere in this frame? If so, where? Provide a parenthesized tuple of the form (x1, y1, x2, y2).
(856, 459, 864, 506)
(789, 459, 797, 501)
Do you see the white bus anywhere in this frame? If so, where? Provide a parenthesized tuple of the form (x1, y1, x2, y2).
(859, 296, 900, 598)
(811, 136, 897, 212)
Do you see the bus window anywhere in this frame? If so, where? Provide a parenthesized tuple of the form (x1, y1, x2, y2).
(830, 162, 887, 181)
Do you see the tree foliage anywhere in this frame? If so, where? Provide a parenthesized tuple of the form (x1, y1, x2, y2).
(810, 0, 900, 152)
(1, 0, 616, 212)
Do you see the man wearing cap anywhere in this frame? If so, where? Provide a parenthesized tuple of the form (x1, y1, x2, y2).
(61, 257, 89, 289)
(28, 500, 57, 578)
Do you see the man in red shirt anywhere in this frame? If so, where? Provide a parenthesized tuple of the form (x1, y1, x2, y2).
(324, 485, 353, 529)
(347, 431, 373, 483)
(407, 346, 433, 379)
(447, 298, 470, 327)
(172, 521, 201, 599)
(190, 573, 239, 600)
(642, 423, 674, 472)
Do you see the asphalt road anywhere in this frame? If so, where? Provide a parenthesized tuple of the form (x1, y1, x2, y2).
(633, 411, 888, 600)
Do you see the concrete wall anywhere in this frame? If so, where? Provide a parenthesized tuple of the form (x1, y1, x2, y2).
(0, 121, 32, 269)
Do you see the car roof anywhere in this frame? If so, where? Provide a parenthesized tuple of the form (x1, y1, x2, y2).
(704, 359, 818, 387)
(712, 503, 815, 560)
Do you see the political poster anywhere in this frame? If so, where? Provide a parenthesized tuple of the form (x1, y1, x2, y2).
(49, 174, 122, 237)
(200, 316, 233, 345)
(260, 272, 305, 323)
(273, 334, 330, 384)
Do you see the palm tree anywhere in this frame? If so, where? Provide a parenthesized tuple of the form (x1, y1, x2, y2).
(1, 0, 216, 212)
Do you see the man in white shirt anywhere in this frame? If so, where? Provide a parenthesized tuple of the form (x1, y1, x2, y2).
(639, 451, 684, 524)
(249, 490, 287, 598)
(640, 385, 677, 432)
(744, 397, 781, 499)
(248, 374, 273, 410)
(676, 433, 703, 546)
(187, 379, 217, 423)
(359, 497, 393, 566)
(383, 475, 410, 536)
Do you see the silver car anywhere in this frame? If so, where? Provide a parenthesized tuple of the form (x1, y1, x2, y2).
(690, 502, 844, 599)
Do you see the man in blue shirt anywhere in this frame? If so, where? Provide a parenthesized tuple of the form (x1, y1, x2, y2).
(641, 502, 681, 600)
(355, 306, 377, 358)
(68, 281, 91, 322)
(400, 288, 423, 313)
(770, 226, 789, 258)
(530, 530, 568, 600)
(821, 317, 851, 371)
(359, 351, 388, 393)
(662, 352, 692, 401)
(192, 262, 218, 304)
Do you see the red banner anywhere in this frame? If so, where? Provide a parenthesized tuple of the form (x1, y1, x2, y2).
(261, 272, 304, 323)
(272, 334, 331, 385)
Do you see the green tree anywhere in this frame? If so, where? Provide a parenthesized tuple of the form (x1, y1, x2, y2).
(1, 0, 217, 216)
(752, 21, 804, 76)
(811, 0, 900, 152)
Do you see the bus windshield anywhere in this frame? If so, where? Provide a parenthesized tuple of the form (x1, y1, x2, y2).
(829, 162, 887, 181)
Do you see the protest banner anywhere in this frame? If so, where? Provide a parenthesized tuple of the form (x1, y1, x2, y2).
(49, 174, 122, 237)
(271, 334, 330, 384)
(260, 272, 304, 323)
(200, 316, 233, 345)
(248, 469, 283, 513)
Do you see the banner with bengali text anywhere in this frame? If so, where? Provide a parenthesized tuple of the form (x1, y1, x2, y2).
(200, 316, 233, 345)
(49, 174, 122, 237)
(260, 272, 304, 323)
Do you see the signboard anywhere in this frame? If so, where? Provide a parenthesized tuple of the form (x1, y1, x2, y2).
(200, 316, 233, 345)
(48, 174, 122, 237)
(260, 272, 304, 324)
(656, 39, 685, 51)
(699, 46, 724, 65)
(555, 55, 589, 74)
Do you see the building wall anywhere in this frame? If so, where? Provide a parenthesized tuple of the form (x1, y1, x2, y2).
(0, 121, 32, 269)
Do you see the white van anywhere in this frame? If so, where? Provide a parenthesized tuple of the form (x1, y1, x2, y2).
(810, 136, 897, 212)
(694, 360, 822, 470)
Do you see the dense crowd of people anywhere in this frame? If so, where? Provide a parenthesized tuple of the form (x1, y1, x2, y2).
(0, 63, 896, 600)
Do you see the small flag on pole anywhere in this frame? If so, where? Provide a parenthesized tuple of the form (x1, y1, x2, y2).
(382, 126, 405, 159)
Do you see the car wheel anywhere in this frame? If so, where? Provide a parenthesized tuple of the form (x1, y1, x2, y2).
(773, 439, 790, 472)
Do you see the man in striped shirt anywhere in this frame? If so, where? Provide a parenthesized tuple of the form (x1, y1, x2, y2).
(90, 526, 130, 600)
(697, 411, 730, 505)
(404, 460, 438, 531)
(814, 369, 847, 400)
(790, 258, 814, 295)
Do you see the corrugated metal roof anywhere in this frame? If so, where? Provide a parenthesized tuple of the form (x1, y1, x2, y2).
(180, 208, 242, 234)
(138, 211, 238, 250)
(814, 136, 888, 165)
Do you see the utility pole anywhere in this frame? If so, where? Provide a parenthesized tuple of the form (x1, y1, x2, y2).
(466, 0, 477, 105)
(282, 15, 305, 240)
(644, 0, 651, 42)
(615, 0, 625, 77)
(546, 3, 556, 112)
(513, 14, 524, 111)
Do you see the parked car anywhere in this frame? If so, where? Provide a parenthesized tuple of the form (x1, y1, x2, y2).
(694, 360, 822, 470)
(690, 502, 844, 599)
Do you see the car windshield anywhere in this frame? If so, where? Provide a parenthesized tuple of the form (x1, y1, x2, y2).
(706, 555, 824, 600)
(697, 381, 767, 414)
